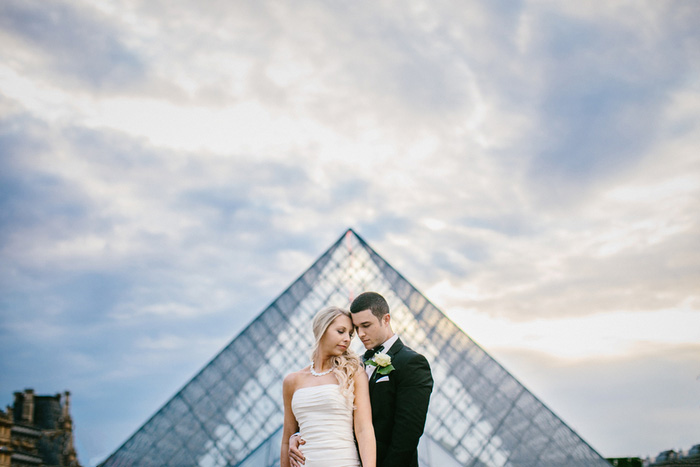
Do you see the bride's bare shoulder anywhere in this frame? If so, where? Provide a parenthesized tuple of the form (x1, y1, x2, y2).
(353, 366, 369, 383)
(283, 367, 309, 391)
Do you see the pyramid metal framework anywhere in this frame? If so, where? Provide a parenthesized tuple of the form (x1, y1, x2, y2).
(101, 229, 610, 467)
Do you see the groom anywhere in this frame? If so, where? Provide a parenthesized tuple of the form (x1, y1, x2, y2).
(289, 291, 433, 467)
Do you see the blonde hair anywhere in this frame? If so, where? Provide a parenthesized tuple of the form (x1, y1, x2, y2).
(311, 306, 362, 402)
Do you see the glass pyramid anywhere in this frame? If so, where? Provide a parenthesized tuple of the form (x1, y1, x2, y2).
(100, 229, 610, 467)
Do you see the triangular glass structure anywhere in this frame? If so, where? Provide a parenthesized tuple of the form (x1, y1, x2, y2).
(100, 229, 610, 467)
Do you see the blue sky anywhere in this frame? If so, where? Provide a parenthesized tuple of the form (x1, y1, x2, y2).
(1, 0, 699, 464)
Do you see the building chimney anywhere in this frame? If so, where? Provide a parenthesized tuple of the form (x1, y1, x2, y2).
(22, 389, 34, 424)
(62, 391, 71, 420)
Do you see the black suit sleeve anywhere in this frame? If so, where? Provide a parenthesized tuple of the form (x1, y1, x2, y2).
(383, 352, 433, 467)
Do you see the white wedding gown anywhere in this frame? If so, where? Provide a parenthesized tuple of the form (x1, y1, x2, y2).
(292, 384, 360, 467)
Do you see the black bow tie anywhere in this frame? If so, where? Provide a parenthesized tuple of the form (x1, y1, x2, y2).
(363, 345, 384, 362)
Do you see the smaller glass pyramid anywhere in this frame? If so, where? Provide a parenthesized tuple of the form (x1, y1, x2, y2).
(100, 229, 610, 467)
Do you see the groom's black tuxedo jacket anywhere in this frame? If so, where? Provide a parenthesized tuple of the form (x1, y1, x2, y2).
(369, 338, 433, 467)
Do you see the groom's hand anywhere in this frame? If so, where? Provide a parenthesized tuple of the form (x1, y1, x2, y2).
(288, 433, 306, 467)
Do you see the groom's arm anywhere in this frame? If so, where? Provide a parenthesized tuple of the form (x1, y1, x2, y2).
(383, 352, 433, 467)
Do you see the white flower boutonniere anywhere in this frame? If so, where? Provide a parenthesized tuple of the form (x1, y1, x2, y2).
(367, 352, 395, 375)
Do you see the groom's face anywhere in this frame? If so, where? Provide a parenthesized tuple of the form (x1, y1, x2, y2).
(351, 309, 391, 350)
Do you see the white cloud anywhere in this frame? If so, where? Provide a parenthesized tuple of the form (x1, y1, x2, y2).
(446, 306, 700, 360)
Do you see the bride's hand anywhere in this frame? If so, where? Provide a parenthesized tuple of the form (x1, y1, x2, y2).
(288, 434, 306, 467)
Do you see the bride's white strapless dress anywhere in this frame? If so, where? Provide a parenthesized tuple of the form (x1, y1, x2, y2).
(292, 384, 360, 467)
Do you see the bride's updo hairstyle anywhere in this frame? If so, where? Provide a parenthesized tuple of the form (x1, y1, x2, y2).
(311, 306, 362, 402)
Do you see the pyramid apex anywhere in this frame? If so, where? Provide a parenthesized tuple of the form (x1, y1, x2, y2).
(341, 227, 362, 244)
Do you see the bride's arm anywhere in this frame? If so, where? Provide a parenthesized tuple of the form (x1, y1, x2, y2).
(353, 369, 376, 467)
(280, 373, 300, 467)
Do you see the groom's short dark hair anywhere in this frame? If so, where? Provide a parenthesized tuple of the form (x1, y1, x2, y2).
(350, 292, 389, 320)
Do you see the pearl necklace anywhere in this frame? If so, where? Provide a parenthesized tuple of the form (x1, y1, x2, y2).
(310, 361, 334, 377)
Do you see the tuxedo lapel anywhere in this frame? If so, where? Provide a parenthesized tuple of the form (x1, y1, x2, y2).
(370, 367, 380, 385)
(386, 337, 404, 358)
(369, 338, 404, 387)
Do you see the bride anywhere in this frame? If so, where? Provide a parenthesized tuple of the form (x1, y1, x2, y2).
(281, 306, 376, 467)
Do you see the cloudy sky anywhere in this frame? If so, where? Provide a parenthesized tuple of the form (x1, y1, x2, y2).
(1, 0, 699, 464)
